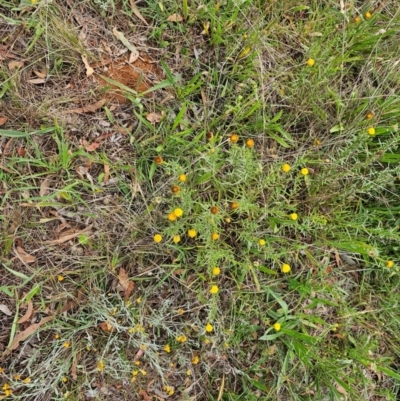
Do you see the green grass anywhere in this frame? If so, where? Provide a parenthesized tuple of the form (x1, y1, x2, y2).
(1, 0, 400, 400)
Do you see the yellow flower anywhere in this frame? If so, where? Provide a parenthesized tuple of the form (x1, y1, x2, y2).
(306, 58, 315, 67)
(387, 260, 394, 268)
(186, 369, 192, 376)
(30, 0, 37, 3)
(210, 285, 219, 294)
(301, 167, 309, 175)
(204, 338, 211, 344)
(314, 139, 321, 146)
(212, 267, 221, 276)
(176, 335, 187, 343)
(163, 386, 175, 396)
(178, 308, 184, 315)
(2, 383, 10, 391)
(153, 234, 162, 243)
(13, 374, 21, 380)
(97, 360, 105, 371)
(0, 367, 4, 374)
(58, 275, 64, 281)
(168, 212, 177, 222)
(211, 232, 219, 241)
(365, 11, 372, 19)
(367, 127, 375, 135)
(230, 201, 239, 210)
(62, 377, 68, 383)
(259, 239, 266, 246)
(281, 163, 291, 173)
(366, 112, 374, 120)
(205, 323, 213, 332)
(353, 16, 361, 23)
(174, 208, 183, 217)
(191, 355, 200, 364)
(230, 133, 239, 143)
(289, 213, 298, 221)
(5, 389, 13, 396)
(179, 173, 187, 182)
(188, 229, 197, 238)
(134, 361, 141, 366)
(173, 235, 181, 244)
(273, 322, 281, 331)
(139, 369, 147, 376)
(281, 264, 291, 274)
(246, 138, 255, 148)
(63, 341, 70, 348)
(164, 344, 171, 353)
(23, 377, 31, 384)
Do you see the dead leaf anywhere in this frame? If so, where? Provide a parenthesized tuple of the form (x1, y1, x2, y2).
(40, 177, 51, 197)
(0, 304, 12, 316)
(17, 300, 33, 324)
(139, 389, 151, 401)
(85, 142, 100, 152)
(167, 13, 183, 22)
(117, 268, 130, 291)
(129, 49, 139, 64)
(17, 147, 26, 157)
(2, 315, 53, 357)
(33, 70, 47, 79)
(71, 356, 78, 380)
(0, 116, 8, 126)
(8, 60, 24, 70)
(43, 224, 93, 245)
(81, 54, 94, 77)
(99, 321, 115, 332)
(15, 246, 36, 264)
(124, 281, 134, 301)
(27, 78, 46, 84)
(112, 28, 139, 55)
(63, 99, 106, 114)
(336, 384, 347, 395)
(103, 164, 110, 184)
(129, 0, 149, 25)
(146, 112, 162, 124)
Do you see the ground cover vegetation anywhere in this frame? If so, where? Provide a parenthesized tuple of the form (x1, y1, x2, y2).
(0, 0, 400, 400)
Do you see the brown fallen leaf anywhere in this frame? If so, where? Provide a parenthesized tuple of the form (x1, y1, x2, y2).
(43, 224, 93, 245)
(146, 112, 162, 124)
(40, 177, 51, 197)
(8, 60, 24, 70)
(17, 300, 34, 324)
(99, 321, 115, 332)
(27, 78, 46, 84)
(129, 0, 149, 25)
(167, 13, 184, 22)
(71, 354, 79, 380)
(85, 142, 100, 152)
(103, 164, 110, 184)
(81, 54, 94, 77)
(117, 268, 130, 291)
(0, 116, 8, 126)
(33, 70, 47, 79)
(139, 389, 152, 401)
(17, 147, 26, 157)
(124, 281, 134, 302)
(15, 246, 36, 264)
(2, 315, 53, 357)
(62, 99, 106, 114)
(0, 304, 12, 316)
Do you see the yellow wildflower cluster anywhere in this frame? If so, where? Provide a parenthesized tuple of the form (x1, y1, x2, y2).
(176, 335, 187, 343)
(164, 385, 175, 396)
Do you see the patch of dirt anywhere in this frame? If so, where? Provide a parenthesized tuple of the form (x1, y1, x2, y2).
(94, 55, 164, 104)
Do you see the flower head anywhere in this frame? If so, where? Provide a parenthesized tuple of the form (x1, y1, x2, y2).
(281, 163, 291, 173)
(387, 260, 394, 268)
(154, 156, 163, 165)
(173, 235, 181, 244)
(168, 212, 177, 222)
(179, 173, 187, 182)
(23, 377, 31, 384)
(153, 234, 163, 243)
(97, 360, 105, 372)
(281, 264, 291, 274)
(306, 58, 315, 67)
(205, 323, 213, 332)
(172, 185, 180, 194)
(367, 127, 375, 135)
(210, 206, 218, 215)
(230, 134, 239, 143)
(210, 285, 219, 294)
(164, 344, 171, 353)
(231, 201, 239, 210)
(259, 239, 266, 246)
(246, 138, 255, 148)
(212, 267, 221, 276)
(365, 11, 372, 19)
(354, 16, 361, 23)
(366, 112, 374, 120)
(63, 341, 70, 348)
(211, 232, 220, 241)
(176, 335, 187, 343)
(301, 167, 309, 175)
(273, 322, 281, 331)
(191, 355, 200, 364)
(188, 229, 197, 238)
(206, 131, 214, 141)
(58, 275, 64, 281)
(289, 213, 298, 221)
(173, 208, 183, 217)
